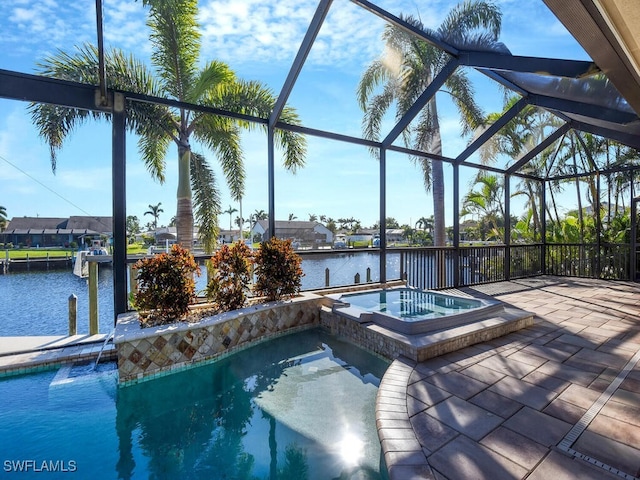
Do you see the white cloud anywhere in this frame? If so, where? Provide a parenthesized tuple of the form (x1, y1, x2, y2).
(103, 0, 150, 55)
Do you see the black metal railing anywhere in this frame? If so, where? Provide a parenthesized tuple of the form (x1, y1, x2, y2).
(510, 244, 544, 279)
(400, 242, 630, 290)
(399, 247, 454, 290)
(459, 245, 506, 286)
(124, 242, 631, 294)
(546, 243, 631, 280)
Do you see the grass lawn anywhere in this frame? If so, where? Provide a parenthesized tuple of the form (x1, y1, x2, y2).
(3, 243, 150, 260)
(126, 243, 149, 255)
(4, 249, 75, 260)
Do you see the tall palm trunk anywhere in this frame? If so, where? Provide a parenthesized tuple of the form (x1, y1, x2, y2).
(526, 181, 541, 237)
(429, 106, 448, 286)
(569, 138, 584, 242)
(177, 142, 194, 249)
(430, 104, 446, 247)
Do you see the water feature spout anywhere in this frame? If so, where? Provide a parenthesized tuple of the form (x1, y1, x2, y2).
(94, 328, 115, 370)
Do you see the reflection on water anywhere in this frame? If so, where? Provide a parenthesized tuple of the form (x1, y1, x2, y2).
(116, 329, 388, 479)
(300, 251, 400, 290)
(0, 267, 115, 336)
(0, 251, 401, 335)
(0, 329, 389, 480)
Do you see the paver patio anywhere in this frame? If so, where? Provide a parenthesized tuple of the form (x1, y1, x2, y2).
(378, 276, 640, 480)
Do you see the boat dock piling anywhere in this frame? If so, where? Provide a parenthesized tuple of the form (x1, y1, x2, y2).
(88, 262, 99, 335)
(67, 262, 100, 336)
(324, 266, 372, 286)
(68, 294, 77, 336)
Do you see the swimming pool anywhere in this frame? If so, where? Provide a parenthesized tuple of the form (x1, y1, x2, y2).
(0, 329, 389, 479)
(334, 287, 503, 334)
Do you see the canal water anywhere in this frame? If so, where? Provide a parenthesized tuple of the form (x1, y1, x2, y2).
(0, 251, 401, 336)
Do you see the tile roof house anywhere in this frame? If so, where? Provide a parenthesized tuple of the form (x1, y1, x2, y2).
(2, 216, 112, 248)
(250, 220, 334, 246)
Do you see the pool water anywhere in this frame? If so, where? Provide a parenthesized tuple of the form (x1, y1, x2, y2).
(341, 288, 482, 322)
(0, 329, 389, 479)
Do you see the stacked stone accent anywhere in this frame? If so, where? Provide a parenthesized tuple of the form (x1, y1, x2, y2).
(115, 292, 323, 384)
(320, 308, 414, 359)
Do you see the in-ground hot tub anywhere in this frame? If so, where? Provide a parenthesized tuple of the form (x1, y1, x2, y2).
(330, 287, 504, 335)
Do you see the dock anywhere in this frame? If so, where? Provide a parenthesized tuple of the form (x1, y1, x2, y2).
(0, 256, 74, 274)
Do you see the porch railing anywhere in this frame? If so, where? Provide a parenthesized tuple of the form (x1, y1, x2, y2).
(400, 243, 630, 290)
(546, 243, 631, 280)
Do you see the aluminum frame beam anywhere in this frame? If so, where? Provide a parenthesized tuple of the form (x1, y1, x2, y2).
(0, 69, 105, 111)
(544, 0, 640, 115)
(460, 52, 600, 78)
(479, 69, 529, 96)
(530, 93, 638, 125)
(506, 123, 571, 174)
(111, 94, 127, 320)
(269, 0, 332, 128)
(565, 119, 640, 150)
(351, 0, 458, 55)
(455, 97, 529, 164)
(382, 59, 459, 148)
(267, 0, 333, 238)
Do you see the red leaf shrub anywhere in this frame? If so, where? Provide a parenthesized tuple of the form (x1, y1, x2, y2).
(134, 244, 201, 325)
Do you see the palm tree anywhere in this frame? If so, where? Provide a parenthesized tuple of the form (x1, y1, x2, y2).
(223, 205, 238, 232)
(30, 0, 306, 253)
(0, 205, 7, 232)
(461, 172, 504, 240)
(253, 209, 268, 221)
(414, 216, 433, 232)
(144, 202, 164, 230)
(288, 213, 297, 221)
(126, 215, 141, 237)
(358, 1, 502, 246)
(481, 95, 565, 238)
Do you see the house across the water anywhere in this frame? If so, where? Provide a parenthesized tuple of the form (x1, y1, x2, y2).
(1, 216, 113, 248)
(250, 220, 334, 248)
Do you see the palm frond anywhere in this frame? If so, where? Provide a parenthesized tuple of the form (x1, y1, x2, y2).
(138, 128, 170, 183)
(205, 79, 307, 172)
(362, 83, 397, 142)
(29, 104, 92, 173)
(212, 79, 275, 120)
(357, 60, 391, 110)
(275, 105, 307, 172)
(444, 69, 485, 135)
(143, 0, 200, 101)
(193, 115, 245, 200)
(30, 43, 171, 173)
(190, 151, 220, 253)
(413, 102, 438, 152)
(438, 1, 502, 42)
(187, 60, 236, 104)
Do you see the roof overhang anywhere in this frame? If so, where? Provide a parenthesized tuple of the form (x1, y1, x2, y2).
(544, 0, 640, 115)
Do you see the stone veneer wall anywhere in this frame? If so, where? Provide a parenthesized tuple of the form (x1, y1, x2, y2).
(115, 292, 324, 384)
(319, 308, 408, 360)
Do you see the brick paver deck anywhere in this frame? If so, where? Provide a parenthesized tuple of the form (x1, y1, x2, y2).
(378, 276, 640, 480)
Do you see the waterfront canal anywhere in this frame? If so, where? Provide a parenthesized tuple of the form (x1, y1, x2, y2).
(0, 251, 401, 336)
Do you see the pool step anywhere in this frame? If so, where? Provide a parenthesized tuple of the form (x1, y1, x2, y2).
(368, 306, 535, 362)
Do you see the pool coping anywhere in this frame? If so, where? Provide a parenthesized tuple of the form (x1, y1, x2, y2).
(0, 336, 116, 378)
(330, 287, 505, 335)
(321, 287, 534, 363)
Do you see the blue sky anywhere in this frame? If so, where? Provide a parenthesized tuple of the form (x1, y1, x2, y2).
(0, 0, 589, 230)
